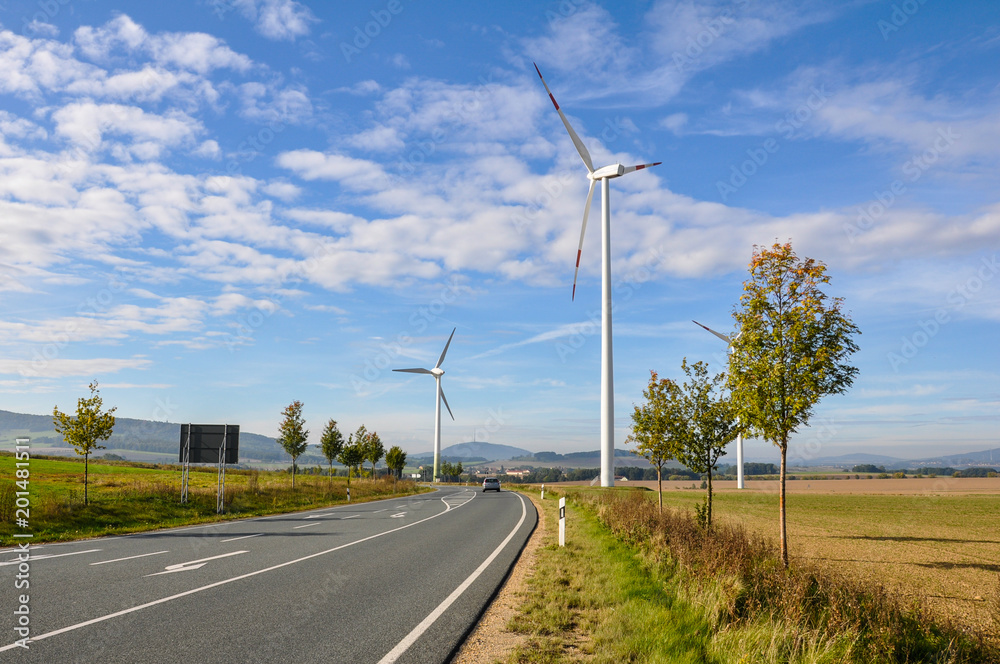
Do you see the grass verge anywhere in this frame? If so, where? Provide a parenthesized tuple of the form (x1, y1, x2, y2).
(0, 452, 429, 543)
(503, 487, 998, 663)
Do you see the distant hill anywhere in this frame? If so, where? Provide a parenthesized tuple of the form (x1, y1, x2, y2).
(787, 448, 1000, 470)
(0, 409, 292, 463)
(509, 449, 663, 469)
(410, 441, 531, 463)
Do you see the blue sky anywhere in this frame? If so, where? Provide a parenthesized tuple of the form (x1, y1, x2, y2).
(0, 0, 998, 462)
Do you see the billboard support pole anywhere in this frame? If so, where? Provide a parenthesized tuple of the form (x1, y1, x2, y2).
(181, 424, 191, 504)
(216, 426, 228, 514)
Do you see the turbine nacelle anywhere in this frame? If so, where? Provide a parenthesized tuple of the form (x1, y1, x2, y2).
(590, 163, 625, 180)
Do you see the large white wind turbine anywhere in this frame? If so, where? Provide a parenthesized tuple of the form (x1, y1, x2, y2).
(692, 320, 745, 489)
(393, 328, 456, 482)
(535, 63, 661, 488)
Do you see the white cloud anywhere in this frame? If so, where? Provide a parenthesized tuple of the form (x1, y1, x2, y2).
(232, 0, 318, 41)
(0, 357, 152, 378)
(277, 150, 388, 191)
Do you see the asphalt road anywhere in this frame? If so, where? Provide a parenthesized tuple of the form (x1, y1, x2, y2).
(0, 486, 536, 663)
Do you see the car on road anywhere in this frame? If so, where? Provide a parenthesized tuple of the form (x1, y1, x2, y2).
(482, 477, 501, 492)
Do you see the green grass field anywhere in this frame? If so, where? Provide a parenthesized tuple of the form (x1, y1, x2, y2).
(0, 452, 427, 543)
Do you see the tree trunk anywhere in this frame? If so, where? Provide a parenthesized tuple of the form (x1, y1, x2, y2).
(656, 465, 663, 513)
(292, 460, 296, 489)
(84, 452, 89, 506)
(707, 466, 713, 531)
(779, 440, 788, 567)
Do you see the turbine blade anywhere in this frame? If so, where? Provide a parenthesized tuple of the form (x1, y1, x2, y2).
(622, 162, 662, 174)
(435, 327, 456, 369)
(440, 385, 455, 421)
(393, 368, 433, 374)
(692, 320, 731, 344)
(533, 63, 594, 173)
(572, 179, 596, 301)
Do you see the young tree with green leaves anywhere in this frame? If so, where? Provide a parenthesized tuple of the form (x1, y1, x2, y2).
(385, 445, 407, 486)
(52, 381, 117, 505)
(277, 401, 309, 488)
(365, 431, 384, 479)
(728, 242, 860, 566)
(338, 439, 365, 489)
(320, 419, 344, 486)
(626, 371, 682, 513)
(673, 359, 738, 530)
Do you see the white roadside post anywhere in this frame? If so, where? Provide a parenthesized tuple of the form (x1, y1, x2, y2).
(558, 497, 566, 547)
(540, 484, 545, 500)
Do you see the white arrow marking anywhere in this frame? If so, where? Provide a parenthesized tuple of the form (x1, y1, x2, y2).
(390, 513, 407, 518)
(145, 550, 247, 577)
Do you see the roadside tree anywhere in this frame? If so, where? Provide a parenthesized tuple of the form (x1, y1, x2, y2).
(728, 242, 860, 566)
(52, 381, 117, 505)
(277, 401, 309, 488)
(626, 371, 682, 513)
(673, 359, 738, 530)
(338, 440, 365, 489)
(320, 419, 344, 487)
(385, 446, 407, 486)
(365, 431, 384, 479)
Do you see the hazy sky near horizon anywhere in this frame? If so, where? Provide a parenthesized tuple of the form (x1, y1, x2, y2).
(0, 0, 997, 461)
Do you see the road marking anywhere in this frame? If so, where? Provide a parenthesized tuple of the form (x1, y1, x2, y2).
(343, 514, 360, 519)
(0, 490, 472, 653)
(90, 551, 169, 566)
(145, 551, 249, 577)
(373, 508, 388, 513)
(293, 523, 321, 529)
(390, 513, 406, 518)
(220, 533, 262, 543)
(378, 492, 526, 664)
(0, 549, 101, 566)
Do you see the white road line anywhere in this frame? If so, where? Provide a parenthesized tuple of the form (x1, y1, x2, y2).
(343, 514, 360, 519)
(220, 533, 262, 543)
(377, 492, 527, 664)
(373, 508, 388, 513)
(0, 549, 101, 566)
(0, 491, 471, 652)
(292, 523, 321, 530)
(90, 551, 169, 566)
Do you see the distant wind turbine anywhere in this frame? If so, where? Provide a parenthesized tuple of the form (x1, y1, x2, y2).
(393, 328, 456, 482)
(535, 63, 661, 488)
(692, 320, 745, 489)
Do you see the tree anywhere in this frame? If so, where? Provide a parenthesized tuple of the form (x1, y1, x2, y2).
(626, 371, 681, 513)
(338, 439, 365, 489)
(277, 401, 309, 488)
(385, 445, 407, 487)
(320, 419, 344, 486)
(673, 359, 738, 530)
(52, 381, 116, 505)
(728, 242, 860, 566)
(365, 431, 384, 479)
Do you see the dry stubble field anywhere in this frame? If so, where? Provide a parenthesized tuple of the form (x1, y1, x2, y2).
(559, 476, 1000, 634)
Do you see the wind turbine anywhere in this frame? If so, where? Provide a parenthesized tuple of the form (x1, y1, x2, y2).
(393, 328, 456, 482)
(692, 320, 745, 489)
(534, 63, 661, 488)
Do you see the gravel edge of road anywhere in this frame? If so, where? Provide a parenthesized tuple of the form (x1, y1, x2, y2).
(449, 490, 546, 664)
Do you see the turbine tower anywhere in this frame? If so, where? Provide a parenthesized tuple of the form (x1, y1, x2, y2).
(692, 320, 745, 489)
(393, 328, 456, 482)
(535, 63, 661, 488)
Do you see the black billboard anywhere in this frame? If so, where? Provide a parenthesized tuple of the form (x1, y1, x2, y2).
(179, 424, 240, 464)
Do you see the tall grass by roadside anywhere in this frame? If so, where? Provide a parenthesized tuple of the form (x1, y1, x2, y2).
(581, 489, 996, 663)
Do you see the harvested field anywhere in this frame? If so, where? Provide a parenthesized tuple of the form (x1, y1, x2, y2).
(551, 477, 1000, 635)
